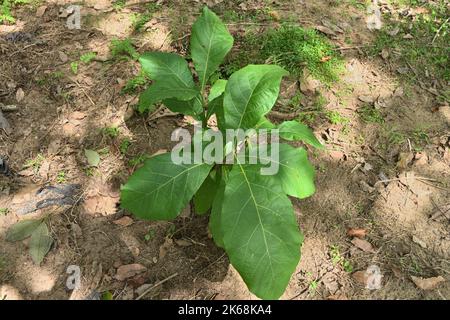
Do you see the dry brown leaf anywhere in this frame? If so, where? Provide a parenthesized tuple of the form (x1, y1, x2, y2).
(113, 216, 134, 227)
(159, 237, 173, 260)
(115, 264, 147, 281)
(347, 228, 367, 239)
(352, 271, 368, 286)
(35, 5, 47, 17)
(320, 56, 332, 63)
(351, 238, 375, 253)
(411, 276, 445, 290)
(15, 88, 24, 103)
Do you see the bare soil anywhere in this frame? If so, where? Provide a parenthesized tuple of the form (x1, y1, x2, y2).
(0, 0, 449, 300)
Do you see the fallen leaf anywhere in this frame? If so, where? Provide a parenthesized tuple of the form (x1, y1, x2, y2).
(29, 223, 53, 265)
(15, 88, 25, 102)
(159, 237, 173, 260)
(35, 5, 47, 17)
(351, 238, 375, 253)
(412, 235, 427, 249)
(411, 276, 445, 290)
(352, 270, 368, 285)
(58, 51, 68, 63)
(321, 56, 332, 63)
(315, 25, 336, 37)
(113, 216, 134, 227)
(347, 228, 367, 239)
(115, 264, 147, 281)
(84, 149, 100, 167)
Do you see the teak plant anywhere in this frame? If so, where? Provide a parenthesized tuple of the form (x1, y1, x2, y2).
(121, 7, 323, 300)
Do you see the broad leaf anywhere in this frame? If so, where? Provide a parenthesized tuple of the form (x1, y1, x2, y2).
(255, 117, 276, 129)
(207, 96, 225, 129)
(138, 52, 199, 112)
(220, 164, 303, 299)
(163, 95, 203, 117)
(209, 179, 226, 248)
(193, 171, 219, 215)
(191, 7, 233, 91)
(6, 218, 43, 242)
(208, 79, 227, 102)
(121, 152, 213, 220)
(84, 149, 100, 167)
(278, 120, 323, 149)
(249, 143, 316, 199)
(223, 65, 288, 129)
(29, 223, 53, 265)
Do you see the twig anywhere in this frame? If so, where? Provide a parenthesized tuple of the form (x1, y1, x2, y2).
(432, 18, 449, 44)
(135, 273, 179, 300)
(72, 80, 96, 107)
(270, 110, 301, 120)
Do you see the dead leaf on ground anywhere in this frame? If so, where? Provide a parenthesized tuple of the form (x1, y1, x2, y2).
(83, 179, 120, 216)
(159, 237, 173, 260)
(347, 228, 367, 239)
(35, 5, 47, 17)
(115, 264, 147, 281)
(411, 276, 445, 290)
(113, 216, 134, 227)
(351, 238, 376, 253)
(15, 88, 24, 102)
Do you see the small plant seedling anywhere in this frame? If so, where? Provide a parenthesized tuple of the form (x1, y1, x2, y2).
(70, 61, 78, 74)
(0, 208, 8, 215)
(330, 245, 353, 273)
(56, 171, 66, 183)
(326, 110, 349, 125)
(119, 139, 131, 155)
(110, 38, 139, 60)
(80, 52, 97, 64)
(102, 126, 119, 138)
(358, 104, 384, 124)
(24, 153, 44, 172)
(120, 7, 324, 300)
(144, 229, 155, 242)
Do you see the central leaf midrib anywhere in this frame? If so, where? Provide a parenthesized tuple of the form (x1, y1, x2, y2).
(236, 163, 275, 279)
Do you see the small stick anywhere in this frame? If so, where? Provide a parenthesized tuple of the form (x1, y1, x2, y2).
(135, 273, 179, 300)
(432, 18, 449, 44)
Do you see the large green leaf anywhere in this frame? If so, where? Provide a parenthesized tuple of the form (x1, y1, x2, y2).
(209, 179, 226, 248)
(193, 170, 220, 215)
(223, 65, 288, 129)
(191, 7, 233, 91)
(208, 79, 227, 102)
(249, 143, 316, 199)
(29, 223, 53, 265)
(120, 152, 213, 220)
(6, 218, 43, 242)
(163, 95, 203, 117)
(220, 164, 303, 299)
(138, 52, 199, 112)
(278, 120, 323, 149)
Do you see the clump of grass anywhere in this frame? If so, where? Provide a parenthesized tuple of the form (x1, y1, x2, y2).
(223, 26, 344, 83)
(0, 0, 15, 24)
(122, 70, 150, 94)
(110, 38, 139, 60)
(261, 26, 344, 82)
(132, 2, 161, 32)
(24, 153, 44, 172)
(368, 0, 449, 82)
(358, 104, 385, 124)
(102, 126, 119, 138)
(326, 110, 349, 125)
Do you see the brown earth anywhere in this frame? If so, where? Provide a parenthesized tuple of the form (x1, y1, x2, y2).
(0, 0, 449, 300)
